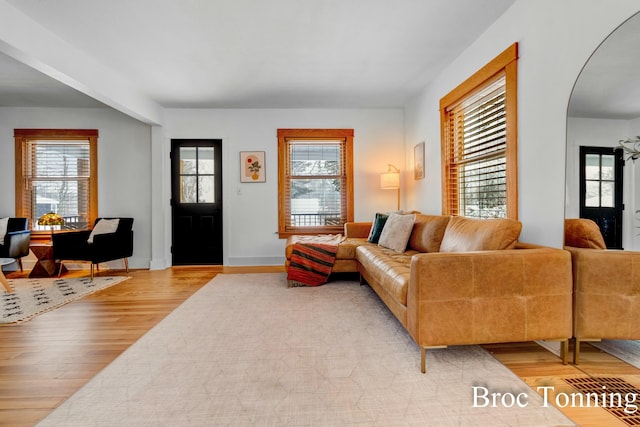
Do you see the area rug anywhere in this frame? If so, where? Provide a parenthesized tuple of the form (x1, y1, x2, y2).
(37, 273, 574, 426)
(1, 276, 130, 324)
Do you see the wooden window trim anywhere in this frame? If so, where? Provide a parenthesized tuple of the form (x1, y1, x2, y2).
(440, 43, 518, 219)
(277, 129, 354, 238)
(15, 129, 98, 240)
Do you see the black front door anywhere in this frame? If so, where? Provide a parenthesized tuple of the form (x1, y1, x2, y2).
(579, 146, 624, 249)
(171, 139, 223, 264)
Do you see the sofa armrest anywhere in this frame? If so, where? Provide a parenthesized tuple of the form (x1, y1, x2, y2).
(565, 246, 640, 295)
(344, 222, 372, 239)
(406, 247, 573, 347)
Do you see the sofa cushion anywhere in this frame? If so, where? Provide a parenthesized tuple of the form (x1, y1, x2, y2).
(408, 214, 451, 253)
(0, 217, 7, 246)
(367, 213, 389, 243)
(564, 218, 606, 249)
(285, 235, 368, 261)
(439, 216, 522, 252)
(378, 213, 416, 252)
(356, 244, 418, 306)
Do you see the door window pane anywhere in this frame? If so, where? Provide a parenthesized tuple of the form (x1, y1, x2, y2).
(601, 182, 615, 207)
(198, 147, 214, 174)
(179, 147, 197, 174)
(585, 154, 600, 180)
(601, 155, 614, 180)
(585, 181, 600, 207)
(198, 176, 215, 203)
(178, 146, 215, 204)
(181, 176, 197, 203)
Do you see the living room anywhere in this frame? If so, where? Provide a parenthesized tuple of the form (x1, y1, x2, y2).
(1, 1, 639, 267)
(2, 1, 640, 425)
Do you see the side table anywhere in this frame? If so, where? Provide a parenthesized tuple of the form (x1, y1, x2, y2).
(29, 243, 67, 278)
(0, 258, 15, 292)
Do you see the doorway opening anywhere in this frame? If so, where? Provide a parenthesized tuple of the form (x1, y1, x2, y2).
(579, 146, 624, 249)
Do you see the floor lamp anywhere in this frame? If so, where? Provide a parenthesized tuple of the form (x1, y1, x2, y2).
(380, 164, 400, 210)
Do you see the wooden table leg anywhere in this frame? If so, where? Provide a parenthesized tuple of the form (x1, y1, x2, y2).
(0, 269, 12, 293)
(29, 244, 66, 278)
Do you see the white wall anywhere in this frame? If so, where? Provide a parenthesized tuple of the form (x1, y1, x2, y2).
(0, 107, 152, 268)
(0, 107, 404, 270)
(404, 0, 640, 247)
(159, 108, 404, 267)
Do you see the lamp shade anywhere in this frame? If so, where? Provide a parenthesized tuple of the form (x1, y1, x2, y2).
(37, 212, 65, 227)
(380, 172, 400, 189)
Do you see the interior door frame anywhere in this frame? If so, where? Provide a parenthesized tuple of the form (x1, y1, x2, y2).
(170, 139, 223, 265)
(578, 145, 624, 249)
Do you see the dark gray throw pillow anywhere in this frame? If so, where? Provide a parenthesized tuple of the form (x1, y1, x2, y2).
(367, 213, 389, 243)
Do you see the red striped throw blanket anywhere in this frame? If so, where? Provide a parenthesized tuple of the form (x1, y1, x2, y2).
(287, 234, 345, 287)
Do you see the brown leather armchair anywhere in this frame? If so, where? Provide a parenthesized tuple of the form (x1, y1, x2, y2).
(52, 217, 134, 279)
(565, 218, 640, 363)
(0, 217, 31, 272)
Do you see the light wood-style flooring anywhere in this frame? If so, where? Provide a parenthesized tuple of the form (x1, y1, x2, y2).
(1, 267, 638, 426)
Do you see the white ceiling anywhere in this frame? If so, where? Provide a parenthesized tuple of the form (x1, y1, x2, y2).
(2, 1, 637, 120)
(0, 0, 518, 111)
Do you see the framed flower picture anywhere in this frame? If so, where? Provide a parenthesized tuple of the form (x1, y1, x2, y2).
(414, 142, 425, 180)
(240, 151, 266, 182)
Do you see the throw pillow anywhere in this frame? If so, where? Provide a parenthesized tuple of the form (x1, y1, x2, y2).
(0, 217, 8, 246)
(407, 214, 451, 253)
(367, 213, 389, 243)
(564, 218, 606, 249)
(439, 216, 522, 252)
(87, 218, 120, 244)
(378, 213, 416, 252)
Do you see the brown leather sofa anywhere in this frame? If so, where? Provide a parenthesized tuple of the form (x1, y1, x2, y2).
(286, 214, 573, 372)
(565, 218, 640, 364)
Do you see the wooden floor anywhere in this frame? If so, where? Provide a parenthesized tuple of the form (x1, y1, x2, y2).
(0, 267, 638, 426)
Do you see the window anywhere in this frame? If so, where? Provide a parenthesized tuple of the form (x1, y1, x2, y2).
(278, 129, 354, 237)
(584, 150, 616, 208)
(15, 129, 98, 237)
(176, 145, 215, 204)
(440, 43, 518, 219)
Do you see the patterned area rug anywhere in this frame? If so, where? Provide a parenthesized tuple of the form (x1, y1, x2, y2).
(38, 273, 574, 426)
(0, 276, 130, 324)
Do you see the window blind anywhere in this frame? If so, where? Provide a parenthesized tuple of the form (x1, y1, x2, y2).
(24, 140, 91, 230)
(445, 74, 507, 218)
(15, 129, 99, 236)
(284, 140, 346, 230)
(277, 128, 354, 237)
